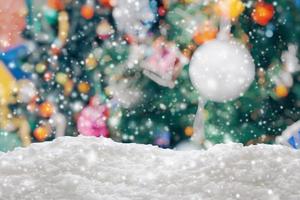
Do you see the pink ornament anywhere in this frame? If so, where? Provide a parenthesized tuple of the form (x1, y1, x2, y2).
(77, 104, 109, 137)
(142, 37, 187, 88)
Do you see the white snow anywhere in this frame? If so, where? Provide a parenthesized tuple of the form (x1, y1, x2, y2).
(1, 136, 300, 200)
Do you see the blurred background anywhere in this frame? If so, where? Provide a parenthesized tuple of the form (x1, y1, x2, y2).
(0, 0, 300, 152)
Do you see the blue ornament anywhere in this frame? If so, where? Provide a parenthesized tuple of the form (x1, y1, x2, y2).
(277, 121, 300, 149)
(154, 129, 171, 148)
(287, 131, 300, 149)
(0, 45, 31, 80)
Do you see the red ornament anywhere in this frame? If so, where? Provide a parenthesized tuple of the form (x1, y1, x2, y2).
(123, 34, 135, 44)
(96, 20, 114, 40)
(158, 6, 167, 16)
(47, 0, 64, 10)
(81, 5, 94, 20)
(51, 39, 63, 55)
(99, 0, 115, 8)
(251, 1, 274, 26)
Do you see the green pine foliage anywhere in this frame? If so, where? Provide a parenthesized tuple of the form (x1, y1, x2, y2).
(19, 0, 300, 147)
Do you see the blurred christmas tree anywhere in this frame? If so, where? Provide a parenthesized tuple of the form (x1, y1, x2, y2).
(13, 0, 300, 149)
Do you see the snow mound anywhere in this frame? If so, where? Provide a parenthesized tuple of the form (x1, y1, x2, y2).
(1, 136, 300, 200)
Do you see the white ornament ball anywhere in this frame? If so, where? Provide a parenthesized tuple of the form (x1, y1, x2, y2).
(189, 39, 255, 102)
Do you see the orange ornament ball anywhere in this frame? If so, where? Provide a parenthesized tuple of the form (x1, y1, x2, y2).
(81, 5, 94, 20)
(39, 102, 54, 118)
(193, 25, 218, 45)
(275, 85, 288, 98)
(184, 126, 194, 137)
(77, 82, 91, 93)
(251, 2, 274, 26)
(33, 126, 49, 142)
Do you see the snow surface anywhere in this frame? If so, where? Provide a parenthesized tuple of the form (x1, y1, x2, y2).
(1, 136, 300, 200)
